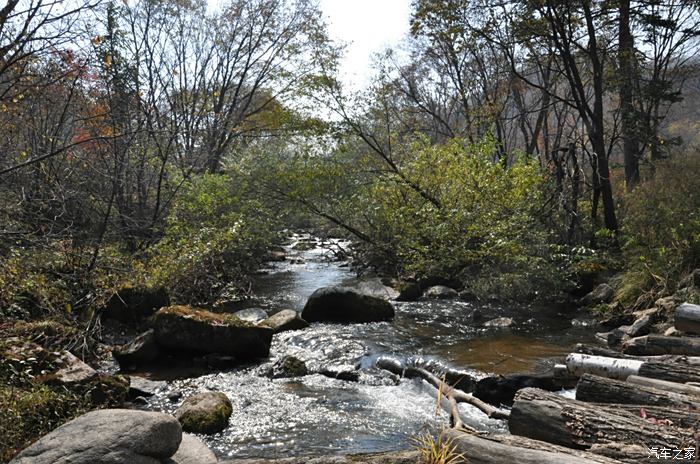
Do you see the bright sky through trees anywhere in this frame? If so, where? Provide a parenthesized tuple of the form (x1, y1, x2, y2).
(319, 0, 411, 88)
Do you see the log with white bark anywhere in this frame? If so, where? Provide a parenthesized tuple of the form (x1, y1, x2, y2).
(576, 373, 700, 409)
(565, 352, 700, 383)
(675, 303, 700, 335)
(622, 334, 700, 356)
(574, 343, 700, 364)
(442, 429, 621, 464)
(565, 353, 643, 380)
(508, 388, 697, 463)
(626, 375, 700, 397)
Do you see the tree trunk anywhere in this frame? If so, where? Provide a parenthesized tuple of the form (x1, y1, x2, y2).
(575, 373, 700, 409)
(509, 388, 696, 463)
(623, 334, 700, 356)
(675, 303, 700, 335)
(619, 0, 640, 189)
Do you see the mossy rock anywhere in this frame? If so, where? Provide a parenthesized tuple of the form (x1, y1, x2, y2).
(153, 306, 273, 359)
(175, 391, 232, 434)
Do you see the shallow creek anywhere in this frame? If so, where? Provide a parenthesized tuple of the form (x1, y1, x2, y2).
(146, 235, 595, 460)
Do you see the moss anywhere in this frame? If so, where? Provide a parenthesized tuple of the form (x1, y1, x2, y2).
(178, 400, 233, 434)
(157, 305, 255, 328)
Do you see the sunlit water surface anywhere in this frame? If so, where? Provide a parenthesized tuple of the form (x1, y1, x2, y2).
(146, 235, 594, 459)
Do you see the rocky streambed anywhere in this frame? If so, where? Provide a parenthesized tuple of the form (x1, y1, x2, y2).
(119, 234, 598, 460)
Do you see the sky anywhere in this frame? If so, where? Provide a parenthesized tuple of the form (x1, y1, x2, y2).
(318, 0, 412, 89)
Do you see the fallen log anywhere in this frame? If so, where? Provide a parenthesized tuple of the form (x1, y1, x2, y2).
(573, 343, 700, 362)
(638, 358, 700, 382)
(575, 373, 700, 409)
(587, 403, 700, 429)
(473, 370, 578, 406)
(375, 357, 510, 422)
(675, 303, 700, 335)
(565, 353, 700, 383)
(509, 388, 697, 463)
(622, 334, 700, 356)
(626, 375, 700, 397)
(443, 429, 620, 464)
(565, 353, 643, 380)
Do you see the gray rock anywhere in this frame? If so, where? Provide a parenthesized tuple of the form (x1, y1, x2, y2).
(581, 283, 615, 305)
(261, 310, 309, 333)
(423, 285, 459, 299)
(269, 355, 308, 378)
(175, 391, 232, 434)
(301, 286, 395, 323)
(113, 329, 160, 368)
(166, 433, 217, 464)
(233, 308, 269, 324)
(319, 364, 360, 382)
(10, 409, 181, 464)
(483, 317, 514, 328)
(353, 278, 400, 300)
(625, 314, 654, 337)
(168, 391, 183, 402)
(129, 376, 166, 397)
(51, 351, 97, 385)
(153, 306, 272, 359)
(655, 296, 676, 314)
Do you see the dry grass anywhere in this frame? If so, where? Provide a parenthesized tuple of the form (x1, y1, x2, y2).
(412, 431, 467, 464)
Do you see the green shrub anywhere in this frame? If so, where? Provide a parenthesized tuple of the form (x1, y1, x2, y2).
(0, 384, 90, 462)
(145, 173, 278, 304)
(351, 136, 566, 301)
(618, 155, 700, 307)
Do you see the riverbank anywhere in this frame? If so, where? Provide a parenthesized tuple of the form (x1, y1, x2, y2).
(3, 234, 699, 463)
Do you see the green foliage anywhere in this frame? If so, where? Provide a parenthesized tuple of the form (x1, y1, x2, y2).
(0, 384, 90, 462)
(145, 173, 279, 304)
(618, 155, 700, 307)
(352, 137, 564, 301)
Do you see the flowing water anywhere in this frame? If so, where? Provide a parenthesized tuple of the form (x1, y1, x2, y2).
(147, 234, 595, 460)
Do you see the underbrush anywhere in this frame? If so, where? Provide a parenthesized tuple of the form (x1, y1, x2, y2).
(617, 155, 700, 308)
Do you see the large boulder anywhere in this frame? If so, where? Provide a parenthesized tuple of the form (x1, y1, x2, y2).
(301, 286, 395, 323)
(113, 329, 160, 369)
(261, 309, 309, 333)
(103, 285, 169, 323)
(153, 306, 273, 359)
(167, 433, 217, 464)
(423, 285, 458, 299)
(581, 283, 615, 306)
(9, 409, 182, 464)
(175, 391, 233, 434)
(353, 278, 400, 300)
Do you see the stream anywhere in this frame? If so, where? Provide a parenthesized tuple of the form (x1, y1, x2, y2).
(146, 234, 596, 460)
